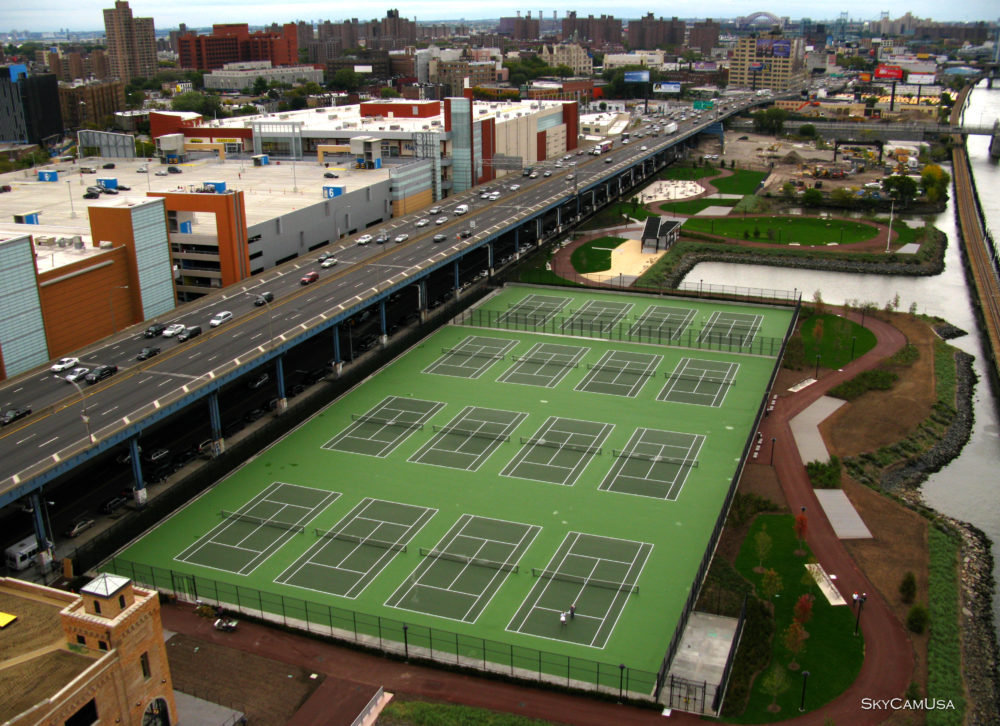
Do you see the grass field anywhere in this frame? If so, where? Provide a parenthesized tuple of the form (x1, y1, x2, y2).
(682, 216, 880, 246)
(800, 313, 877, 369)
(732, 515, 864, 721)
(711, 170, 769, 195)
(658, 198, 740, 216)
(660, 165, 720, 181)
(570, 237, 627, 273)
(108, 286, 793, 687)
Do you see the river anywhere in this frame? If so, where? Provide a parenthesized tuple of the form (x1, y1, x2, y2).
(680, 79, 1000, 633)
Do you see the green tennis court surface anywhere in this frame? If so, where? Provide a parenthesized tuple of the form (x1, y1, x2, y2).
(110, 284, 793, 680)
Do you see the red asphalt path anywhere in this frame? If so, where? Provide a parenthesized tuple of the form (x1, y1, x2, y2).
(159, 309, 913, 725)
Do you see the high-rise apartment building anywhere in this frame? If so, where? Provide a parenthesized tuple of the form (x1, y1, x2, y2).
(103, 1, 157, 83)
(729, 33, 805, 91)
(499, 13, 540, 41)
(688, 19, 720, 55)
(561, 12, 622, 46)
(177, 24, 297, 71)
(627, 14, 685, 49)
(0, 68, 63, 145)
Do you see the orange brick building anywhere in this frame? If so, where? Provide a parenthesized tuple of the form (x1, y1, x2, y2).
(1, 574, 177, 726)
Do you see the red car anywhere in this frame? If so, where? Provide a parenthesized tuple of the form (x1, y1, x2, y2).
(300, 271, 319, 285)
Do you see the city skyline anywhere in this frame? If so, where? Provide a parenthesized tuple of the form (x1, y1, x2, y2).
(3, 0, 998, 34)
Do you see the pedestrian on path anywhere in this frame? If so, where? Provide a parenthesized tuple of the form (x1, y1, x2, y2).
(569, 604, 576, 619)
(560, 612, 567, 627)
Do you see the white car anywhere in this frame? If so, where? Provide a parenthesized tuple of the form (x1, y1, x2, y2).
(51, 357, 79, 373)
(415, 218, 429, 227)
(136, 166, 147, 173)
(428, 206, 442, 214)
(65, 367, 89, 383)
(209, 311, 233, 327)
(356, 234, 373, 245)
(509, 184, 520, 191)
(640, 145, 648, 151)
(161, 323, 186, 337)
(154, 170, 168, 176)
(393, 233, 409, 243)
(435, 216, 448, 225)
(321, 257, 338, 268)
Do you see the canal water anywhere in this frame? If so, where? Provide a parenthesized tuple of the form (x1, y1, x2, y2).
(681, 79, 1000, 633)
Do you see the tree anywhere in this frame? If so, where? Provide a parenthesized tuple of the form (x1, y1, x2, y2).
(330, 68, 361, 92)
(907, 604, 928, 633)
(170, 90, 224, 118)
(801, 188, 823, 207)
(761, 665, 790, 712)
(793, 513, 808, 550)
(781, 182, 796, 201)
(799, 123, 816, 138)
(899, 571, 917, 604)
(380, 87, 401, 98)
(831, 187, 856, 208)
(760, 568, 783, 602)
(882, 174, 918, 205)
(783, 621, 808, 669)
(921, 164, 950, 203)
(793, 593, 815, 626)
(755, 527, 772, 570)
(253, 76, 268, 95)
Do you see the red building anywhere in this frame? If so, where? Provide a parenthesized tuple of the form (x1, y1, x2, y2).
(177, 23, 297, 70)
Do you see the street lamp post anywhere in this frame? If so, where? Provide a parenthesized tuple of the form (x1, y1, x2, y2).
(851, 335, 857, 359)
(618, 663, 625, 703)
(799, 670, 811, 712)
(814, 353, 821, 379)
(770, 437, 776, 466)
(67, 181, 76, 218)
(854, 593, 868, 635)
(68, 379, 96, 444)
(885, 199, 894, 253)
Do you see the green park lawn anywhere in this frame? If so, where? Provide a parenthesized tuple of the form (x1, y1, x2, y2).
(801, 313, 877, 369)
(711, 170, 769, 195)
(660, 165, 720, 181)
(682, 216, 880, 246)
(570, 236, 627, 273)
(658, 198, 739, 215)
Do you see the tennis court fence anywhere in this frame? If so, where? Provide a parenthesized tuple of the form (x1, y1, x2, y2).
(219, 510, 305, 533)
(458, 308, 784, 356)
(102, 556, 659, 702)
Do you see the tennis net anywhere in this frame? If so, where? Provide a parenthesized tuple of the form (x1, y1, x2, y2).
(315, 529, 407, 552)
(351, 413, 424, 430)
(419, 547, 518, 573)
(519, 436, 602, 455)
(586, 363, 657, 378)
(513, 356, 579, 369)
(531, 568, 639, 594)
(432, 425, 510, 442)
(220, 510, 305, 533)
(662, 372, 735, 387)
(440, 346, 505, 361)
(612, 450, 699, 468)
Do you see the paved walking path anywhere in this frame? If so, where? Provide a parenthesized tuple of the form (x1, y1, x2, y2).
(159, 310, 913, 725)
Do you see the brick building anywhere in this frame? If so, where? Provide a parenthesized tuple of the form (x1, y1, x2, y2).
(499, 13, 540, 40)
(688, 19, 720, 55)
(538, 43, 593, 76)
(729, 33, 806, 91)
(0, 574, 177, 726)
(178, 24, 298, 71)
(103, 1, 157, 83)
(561, 12, 623, 46)
(626, 14, 685, 50)
(59, 79, 126, 128)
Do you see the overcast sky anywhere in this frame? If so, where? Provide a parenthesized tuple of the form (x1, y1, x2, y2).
(5, 0, 998, 33)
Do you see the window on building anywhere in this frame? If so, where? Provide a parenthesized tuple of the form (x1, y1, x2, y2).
(98, 640, 108, 651)
(76, 634, 86, 646)
(93, 600, 101, 615)
(140, 651, 151, 679)
(118, 594, 126, 609)
(64, 697, 98, 726)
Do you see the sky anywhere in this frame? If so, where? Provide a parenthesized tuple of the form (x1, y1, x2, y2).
(4, 0, 998, 33)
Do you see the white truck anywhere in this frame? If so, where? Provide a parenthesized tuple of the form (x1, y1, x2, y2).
(663, 122, 678, 135)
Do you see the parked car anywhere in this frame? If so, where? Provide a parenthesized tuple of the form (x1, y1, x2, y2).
(323, 171, 338, 178)
(167, 166, 182, 174)
(244, 408, 266, 423)
(143, 448, 170, 464)
(101, 495, 128, 514)
(177, 325, 201, 341)
(116, 184, 131, 191)
(144, 323, 166, 337)
(82, 191, 100, 199)
(209, 311, 233, 327)
(253, 292, 274, 305)
(300, 271, 319, 285)
(162, 323, 186, 337)
(64, 518, 96, 538)
(85, 365, 117, 384)
(136, 346, 160, 361)
(154, 169, 168, 176)
(321, 257, 338, 268)
(102, 162, 115, 169)
(356, 234, 373, 245)
(1, 406, 32, 426)
(101, 188, 118, 194)
(51, 357, 79, 373)
(64, 367, 90, 383)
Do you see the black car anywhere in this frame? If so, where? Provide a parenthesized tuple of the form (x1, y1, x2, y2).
(144, 323, 166, 338)
(167, 166, 182, 174)
(1, 406, 32, 426)
(459, 229, 472, 238)
(117, 184, 131, 191)
(254, 291, 274, 306)
(244, 408, 266, 423)
(324, 171, 338, 178)
(101, 495, 128, 514)
(432, 233, 447, 243)
(247, 373, 269, 390)
(136, 346, 160, 360)
(176, 325, 201, 342)
(375, 234, 390, 244)
(102, 162, 116, 169)
(83, 191, 100, 199)
(85, 364, 118, 384)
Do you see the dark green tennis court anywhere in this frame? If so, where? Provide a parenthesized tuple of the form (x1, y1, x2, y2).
(110, 284, 794, 684)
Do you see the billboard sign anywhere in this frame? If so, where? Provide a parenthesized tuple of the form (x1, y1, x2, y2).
(874, 64, 904, 80)
(624, 70, 651, 83)
(756, 38, 791, 58)
(692, 61, 718, 72)
(653, 82, 681, 94)
(749, 62, 765, 72)
(907, 73, 936, 85)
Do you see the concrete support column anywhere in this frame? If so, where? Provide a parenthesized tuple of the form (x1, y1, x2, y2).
(29, 492, 53, 569)
(274, 356, 287, 414)
(379, 300, 388, 345)
(128, 437, 146, 505)
(208, 392, 225, 457)
(332, 324, 344, 376)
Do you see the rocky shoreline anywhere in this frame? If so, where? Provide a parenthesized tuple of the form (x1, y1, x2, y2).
(878, 351, 1000, 719)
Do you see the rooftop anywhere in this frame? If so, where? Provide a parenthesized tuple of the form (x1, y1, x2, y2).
(0, 153, 394, 238)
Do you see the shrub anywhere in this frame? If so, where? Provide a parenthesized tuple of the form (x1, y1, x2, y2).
(828, 369, 899, 400)
(805, 457, 842, 488)
(899, 571, 917, 604)
(907, 604, 929, 634)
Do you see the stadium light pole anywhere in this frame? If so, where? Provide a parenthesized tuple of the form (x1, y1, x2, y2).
(799, 670, 810, 712)
(854, 593, 868, 635)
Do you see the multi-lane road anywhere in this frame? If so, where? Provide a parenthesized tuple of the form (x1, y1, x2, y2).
(0, 93, 773, 505)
